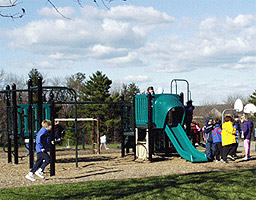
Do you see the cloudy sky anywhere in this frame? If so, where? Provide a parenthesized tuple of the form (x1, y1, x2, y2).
(0, 0, 256, 105)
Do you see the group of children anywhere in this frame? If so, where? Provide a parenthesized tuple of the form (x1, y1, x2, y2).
(203, 114, 254, 163)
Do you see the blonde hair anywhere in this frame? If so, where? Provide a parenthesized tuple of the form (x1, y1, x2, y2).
(240, 115, 248, 122)
(41, 120, 52, 129)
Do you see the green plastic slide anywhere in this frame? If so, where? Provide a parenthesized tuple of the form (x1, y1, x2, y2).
(165, 124, 208, 162)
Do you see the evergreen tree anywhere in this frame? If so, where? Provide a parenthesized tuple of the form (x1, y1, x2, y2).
(66, 72, 86, 100)
(83, 71, 112, 102)
(27, 68, 44, 103)
(249, 90, 256, 105)
(28, 68, 44, 87)
(121, 83, 140, 101)
(82, 71, 114, 141)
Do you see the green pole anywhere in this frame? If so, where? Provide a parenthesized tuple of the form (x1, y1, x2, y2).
(75, 93, 78, 168)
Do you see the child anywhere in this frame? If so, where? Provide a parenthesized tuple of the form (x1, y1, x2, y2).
(241, 115, 254, 160)
(146, 86, 155, 95)
(221, 116, 236, 163)
(203, 118, 214, 161)
(25, 120, 52, 181)
(100, 133, 109, 150)
(231, 115, 241, 158)
(212, 118, 222, 162)
(191, 121, 201, 147)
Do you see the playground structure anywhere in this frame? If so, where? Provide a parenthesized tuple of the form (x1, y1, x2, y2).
(134, 79, 208, 162)
(1, 77, 133, 176)
(1, 77, 209, 180)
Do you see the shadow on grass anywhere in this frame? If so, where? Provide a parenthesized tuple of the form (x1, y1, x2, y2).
(48, 168, 256, 200)
(30, 169, 250, 200)
(2, 168, 256, 200)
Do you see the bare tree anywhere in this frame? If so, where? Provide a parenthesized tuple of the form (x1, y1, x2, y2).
(0, 0, 25, 19)
(0, 0, 126, 19)
(223, 94, 249, 107)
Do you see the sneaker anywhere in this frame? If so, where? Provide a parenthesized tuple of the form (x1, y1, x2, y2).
(227, 155, 235, 161)
(221, 159, 228, 163)
(215, 160, 221, 163)
(242, 156, 249, 161)
(35, 170, 45, 179)
(25, 172, 36, 181)
(106, 148, 109, 150)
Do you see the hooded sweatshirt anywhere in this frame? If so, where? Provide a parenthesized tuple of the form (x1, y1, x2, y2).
(35, 127, 50, 153)
(242, 120, 254, 140)
(212, 124, 222, 143)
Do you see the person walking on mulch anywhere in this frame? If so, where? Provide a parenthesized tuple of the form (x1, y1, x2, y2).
(25, 120, 52, 181)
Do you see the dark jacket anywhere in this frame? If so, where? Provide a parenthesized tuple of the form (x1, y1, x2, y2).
(242, 120, 254, 140)
(204, 118, 214, 142)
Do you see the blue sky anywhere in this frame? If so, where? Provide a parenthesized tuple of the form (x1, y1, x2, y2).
(0, 0, 256, 105)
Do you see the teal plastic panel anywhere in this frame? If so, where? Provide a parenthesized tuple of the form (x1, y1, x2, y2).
(153, 94, 184, 129)
(135, 95, 148, 126)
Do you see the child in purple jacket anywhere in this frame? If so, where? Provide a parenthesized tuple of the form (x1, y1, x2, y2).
(241, 116, 254, 160)
(212, 118, 222, 162)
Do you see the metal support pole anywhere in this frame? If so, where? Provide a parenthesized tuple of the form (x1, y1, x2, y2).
(6, 85, 12, 163)
(92, 121, 95, 154)
(97, 118, 100, 154)
(74, 95, 78, 168)
(49, 92, 55, 176)
(12, 84, 18, 164)
(133, 96, 136, 160)
(28, 79, 34, 168)
(37, 77, 43, 130)
(148, 93, 153, 162)
(121, 95, 125, 157)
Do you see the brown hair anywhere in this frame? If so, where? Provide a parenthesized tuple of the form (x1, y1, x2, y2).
(224, 116, 232, 122)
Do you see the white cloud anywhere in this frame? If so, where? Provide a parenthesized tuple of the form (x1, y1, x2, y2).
(4, 4, 256, 75)
(107, 52, 148, 66)
(6, 5, 173, 68)
(106, 5, 175, 25)
(124, 75, 151, 83)
(146, 14, 256, 73)
(38, 7, 75, 18)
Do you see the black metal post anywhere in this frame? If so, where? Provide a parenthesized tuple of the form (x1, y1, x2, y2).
(37, 77, 43, 130)
(121, 95, 125, 157)
(148, 93, 153, 162)
(6, 85, 12, 163)
(180, 92, 184, 105)
(49, 92, 55, 176)
(133, 96, 136, 160)
(12, 84, 18, 164)
(28, 79, 34, 168)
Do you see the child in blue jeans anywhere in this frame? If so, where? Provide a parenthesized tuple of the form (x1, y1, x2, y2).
(204, 118, 214, 161)
(25, 120, 52, 181)
(212, 118, 222, 162)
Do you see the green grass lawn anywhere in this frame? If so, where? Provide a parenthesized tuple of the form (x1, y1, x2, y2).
(1, 169, 256, 200)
